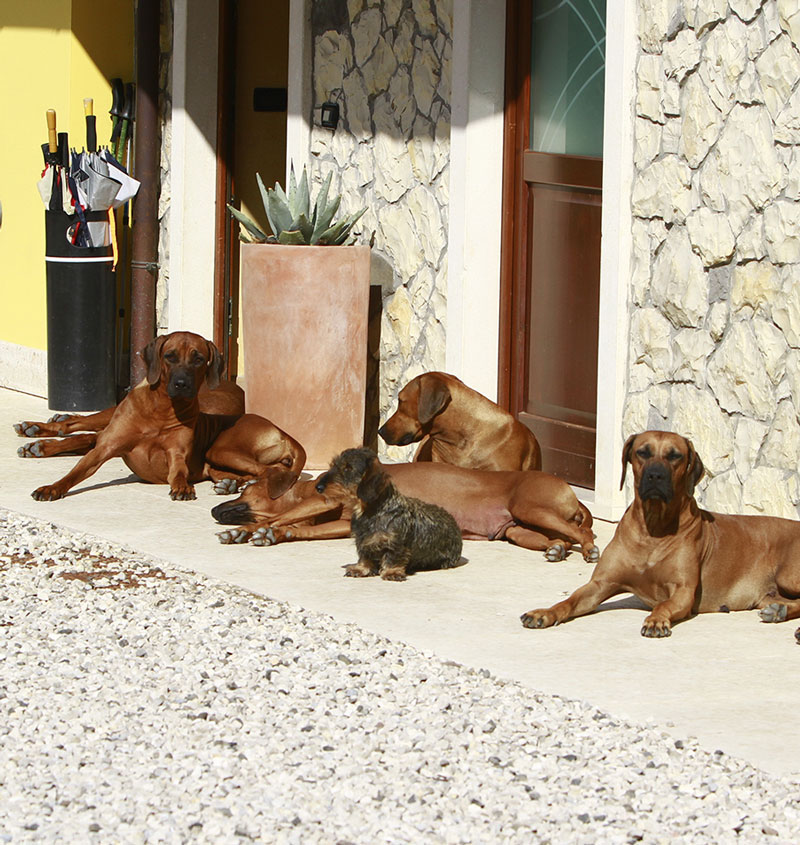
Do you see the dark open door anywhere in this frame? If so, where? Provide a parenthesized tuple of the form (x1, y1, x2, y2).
(214, 0, 289, 380)
(500, 0, 606, 488)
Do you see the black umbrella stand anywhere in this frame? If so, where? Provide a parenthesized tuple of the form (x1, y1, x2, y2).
(45, 209, 117, 411)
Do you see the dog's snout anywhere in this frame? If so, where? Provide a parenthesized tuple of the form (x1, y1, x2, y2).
(638, 462, 673, 502)
(167, 369, 195, 397)
(377, 423, 389, 442)
(315, 473, 330, 494)
(211, 500, 252, 525)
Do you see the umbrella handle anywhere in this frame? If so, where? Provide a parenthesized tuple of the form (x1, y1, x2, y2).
(84, 98, 97, 153)
(46, 109, 57, 154)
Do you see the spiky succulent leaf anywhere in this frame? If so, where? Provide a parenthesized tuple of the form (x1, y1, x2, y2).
(256, 173, 273, 234)
(287, 164, 297, 205)
(311, 191, 341, 244)
(316, 207, 367, 245)
(226, 204, 268, 242)
(277, 228, 308, 245)
(266, 188, 294, 237)
(289, 166, 311, 220)
(291, 213, 315, 244)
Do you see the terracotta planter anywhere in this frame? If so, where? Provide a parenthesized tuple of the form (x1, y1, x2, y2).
(240, 243, 371, 469)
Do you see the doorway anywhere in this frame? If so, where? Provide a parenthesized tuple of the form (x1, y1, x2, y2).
(214, 0, 289, 379)
(500, 0, 606, 489)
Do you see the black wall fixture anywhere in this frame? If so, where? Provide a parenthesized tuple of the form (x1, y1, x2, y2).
(320, 101, 340, 130)
(253, 87, 288, 112)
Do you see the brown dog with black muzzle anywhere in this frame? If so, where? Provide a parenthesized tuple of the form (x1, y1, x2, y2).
(521, 430, 800, 638)
(213, 459, 598, 563)
(21, 331, 305, 502)
(378, 372, 542, 471)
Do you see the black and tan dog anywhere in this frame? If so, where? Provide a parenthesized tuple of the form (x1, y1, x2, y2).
(379, 371, 542, 471)
(314, 447, 463, 581)
(522, 430, 800, 638)
(17, 331, 305, 502)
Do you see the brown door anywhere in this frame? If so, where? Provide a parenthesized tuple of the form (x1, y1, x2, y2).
(214, 0, 289, 379)
(500, 0, 606, 488)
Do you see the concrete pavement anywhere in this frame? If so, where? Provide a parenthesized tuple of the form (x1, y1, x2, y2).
(2, 386, 798, 780)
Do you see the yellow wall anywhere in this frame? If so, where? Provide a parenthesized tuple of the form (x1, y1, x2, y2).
(0, 3, 134, 352)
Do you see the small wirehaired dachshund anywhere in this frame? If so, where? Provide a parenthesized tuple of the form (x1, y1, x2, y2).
(315, 447, 463, 580)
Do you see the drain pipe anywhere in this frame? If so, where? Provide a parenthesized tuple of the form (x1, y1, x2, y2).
(129, 0, 161, 386)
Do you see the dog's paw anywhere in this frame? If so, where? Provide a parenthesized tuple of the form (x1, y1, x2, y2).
(213, 477, 241, 496)
(641, 618, 672, 638)
(759, 603, 788, 623)
(795, 627, 800, 644)
(380, 569, 407, 581)
(169, 485, 196, 501)
(251, 527, 279, 546)
(545, 542, 567, 562)
(31, 485, 63, 502)
(217, 528, 251, 544)
(47, 413, 72, 424)
(520, 609, 557, 629)
(14, 422, 41, 437)
(584, 544, 600, 563)
(18, 441, 46, 458)
(344, 564, 376, 578)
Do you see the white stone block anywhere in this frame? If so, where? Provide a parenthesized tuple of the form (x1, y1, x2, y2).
(651, 227, 708, 327)
(686, 207, 736, 266)
(707, 320, 775, 419)
(764, 199, 800, 263)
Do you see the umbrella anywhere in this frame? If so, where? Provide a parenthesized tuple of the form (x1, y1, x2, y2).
(42, 109, 61, 211)
(99, 148, 141, 207)
(84, 97, 97, 153)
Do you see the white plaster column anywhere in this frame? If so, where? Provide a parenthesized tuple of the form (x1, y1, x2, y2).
(286, 0, 312, 180)
(446, 0, 507, 401)
(166, 0, 219, 338)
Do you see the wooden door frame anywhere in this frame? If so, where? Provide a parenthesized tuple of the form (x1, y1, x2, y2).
(498, 0, 531, 412)
(498, 0, 633, 518)
(213, 0, 237, 377)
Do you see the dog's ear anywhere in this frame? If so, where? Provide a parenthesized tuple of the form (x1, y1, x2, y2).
(265, 468, 299, 500)
(142, 335, 167, 386)
(205, 340, 224, 390)
(417, 374, 451, 426)
(684, 438, 705, 495)
(356, 459, 389, 505)
(620, 433, 638, 490)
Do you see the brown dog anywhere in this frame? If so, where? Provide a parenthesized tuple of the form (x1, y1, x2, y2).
(378, 372, 542, 471)
(213, 459, 598, 562)
(15, 380, 245, 458)
(20, 331, 305, 501)
(521, 430, 800, 638)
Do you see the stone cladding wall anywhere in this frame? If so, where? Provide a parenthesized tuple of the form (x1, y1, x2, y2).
(626, 0, 800, 516)
(309, 0, 452, 456)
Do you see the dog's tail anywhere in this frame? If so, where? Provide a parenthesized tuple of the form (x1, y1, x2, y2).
(576, 501, 593, 530)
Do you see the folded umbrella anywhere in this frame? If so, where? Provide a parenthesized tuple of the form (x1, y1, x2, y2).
(72, 149, 121, 211)
(44, 110, 61, 211)
(98, 148, 140, 206)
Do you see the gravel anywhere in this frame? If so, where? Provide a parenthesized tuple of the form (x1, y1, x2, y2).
(1, 507, 799, 844)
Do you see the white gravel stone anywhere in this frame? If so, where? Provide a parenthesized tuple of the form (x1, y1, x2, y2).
(2, 508, 800, 843)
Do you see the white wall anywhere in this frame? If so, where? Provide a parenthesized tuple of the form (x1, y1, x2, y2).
(166, 0, 219, 339)
(446, 0, 507, 401)
(591, 0, 637, 521)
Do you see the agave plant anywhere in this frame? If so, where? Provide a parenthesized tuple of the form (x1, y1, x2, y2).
(227, 165, 367, 246)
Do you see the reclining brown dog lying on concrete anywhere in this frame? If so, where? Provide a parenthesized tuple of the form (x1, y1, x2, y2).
(213, 458, 598, 562)
(15, 331, 305, 502)
(379, 371, 542, 472)
(522, 430, 800, 638)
